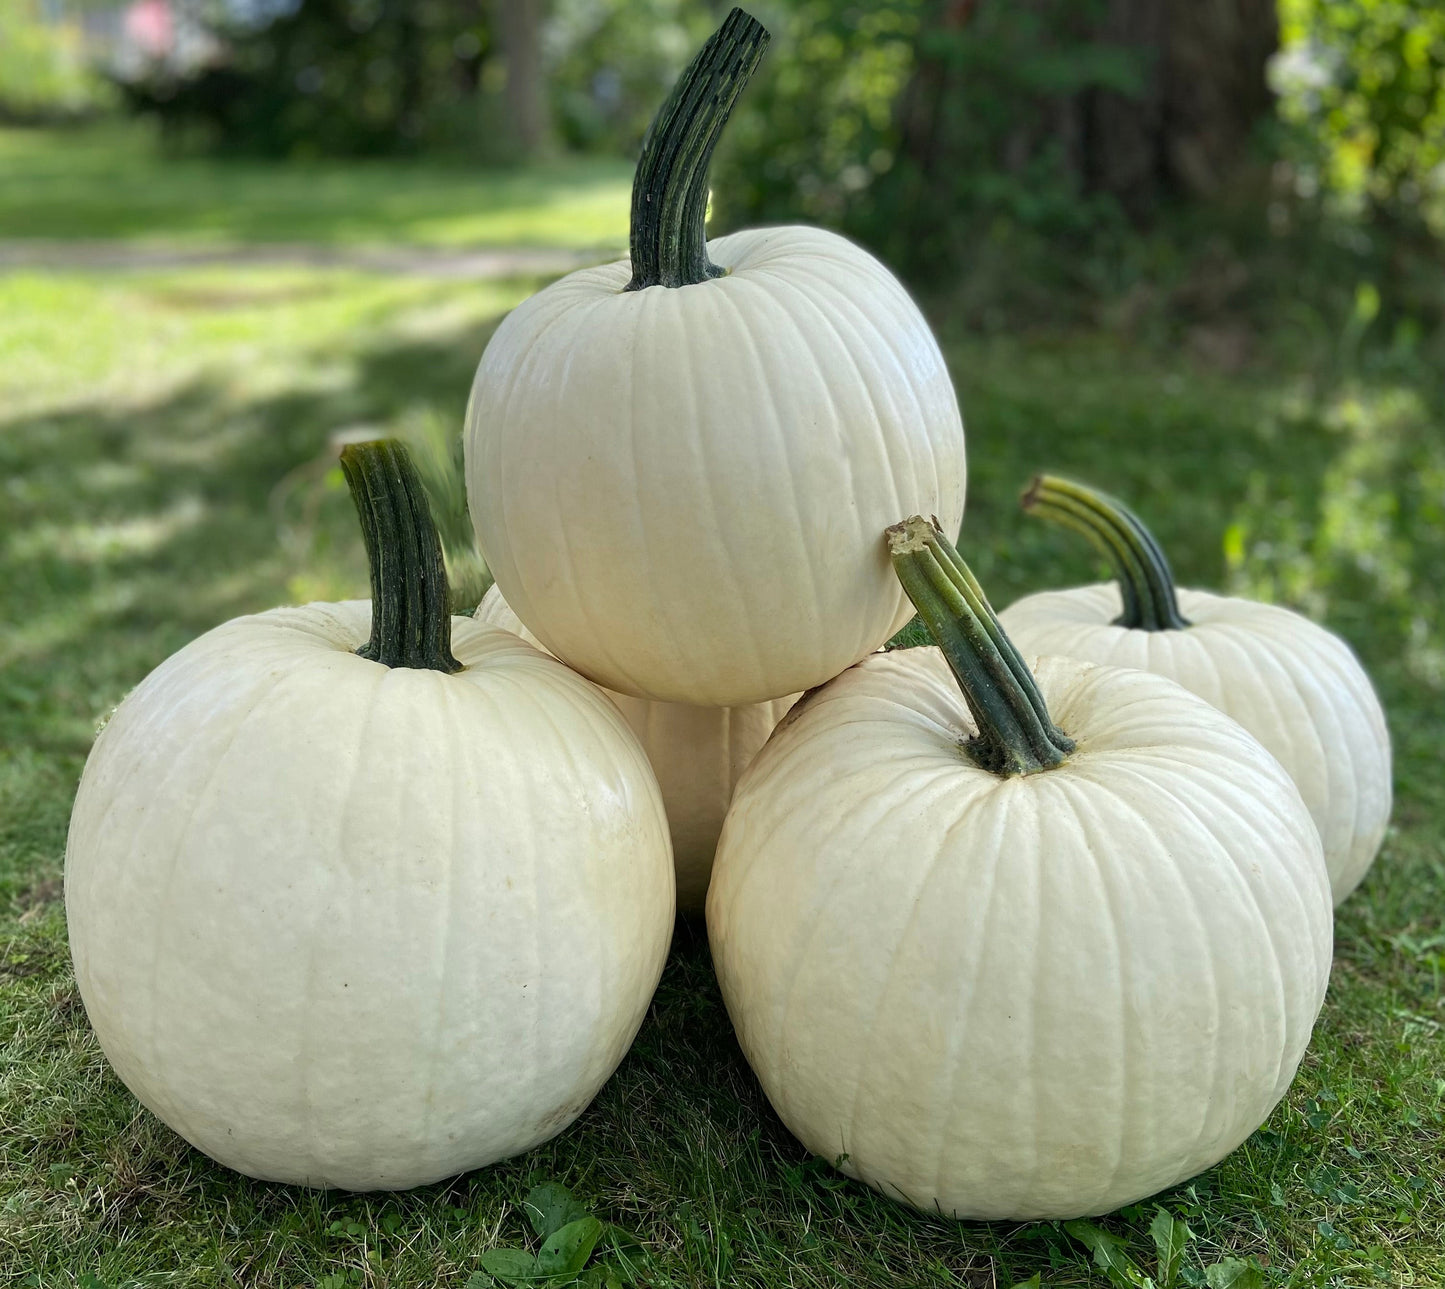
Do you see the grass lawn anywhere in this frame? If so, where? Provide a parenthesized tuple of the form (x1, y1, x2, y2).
(0, 123, 630, 250)
(2, 131, 1443, 1288)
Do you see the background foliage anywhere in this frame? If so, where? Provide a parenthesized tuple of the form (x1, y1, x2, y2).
(0, 2, 116, 123)
(117, 0, 725, 160)
(1276, 0, 1445, 234)
(713, 0, 1146, 269)
(121, 0, 498, 158)
(84, 0, 1445, 343)
(547, 0, 718, 154)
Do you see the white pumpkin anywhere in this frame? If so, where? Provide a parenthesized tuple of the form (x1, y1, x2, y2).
(999, 475, 1390, 905)
(707, 517, 1332, 1221)
(476, 584, 795, 912)
(65, 442, 674, 1191)
(463, 11, 965, 706)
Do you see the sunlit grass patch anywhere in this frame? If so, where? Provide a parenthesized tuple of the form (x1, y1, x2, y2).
(0, 123, 631, 250)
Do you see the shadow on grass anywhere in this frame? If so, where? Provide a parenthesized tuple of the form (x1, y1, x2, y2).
(0, 314, 498, 909)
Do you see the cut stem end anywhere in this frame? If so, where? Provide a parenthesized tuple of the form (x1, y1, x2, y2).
(888, 516, 1074, 777)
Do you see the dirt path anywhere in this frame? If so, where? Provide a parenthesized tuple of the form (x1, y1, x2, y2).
(0, 240, 614, 277)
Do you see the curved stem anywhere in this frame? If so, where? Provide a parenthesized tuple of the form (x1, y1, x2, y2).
(341, 439, 461, 673)
(1021, 475, 1191, 632)
(625, 8, 770, 292)
(888, 516, 1074, 776)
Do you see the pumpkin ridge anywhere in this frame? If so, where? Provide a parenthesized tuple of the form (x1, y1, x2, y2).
(1050, 772, 1135, 1207)
(1057, 764, 1230, 1163)
(675, 278, 776, 691)
(924, 783, 1027, 1204)
(760, 256, 956, 568)
(755, 755, 954, 1120)
(1086, 757, 1312, 1098)
(834, 778, 999, 1172)
(769, 268, 907, 664)
(712, 278, 834, 675)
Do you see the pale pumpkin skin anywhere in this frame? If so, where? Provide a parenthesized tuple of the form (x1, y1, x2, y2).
(476, 585, 795, 912)
(708, 649, 1333, 1221)
(464, 224, 967, 706)
(66, 602, 675, 1191)
(999, 584, 1391, 905)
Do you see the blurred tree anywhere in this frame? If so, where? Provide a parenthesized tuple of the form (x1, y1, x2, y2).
(889, 0, 1278, 239)
(116, 0, 711, 159)
(120, 0, 497, 157)
(493, 0, 552, 155)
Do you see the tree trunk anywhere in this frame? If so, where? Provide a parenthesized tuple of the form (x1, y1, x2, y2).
(1078, 0, 1169, 215)
(393, 0, 424, 145)
(898, 0, 1279, 221)
(1157, 0, 1279, 198)
(492, 0, 551, 156)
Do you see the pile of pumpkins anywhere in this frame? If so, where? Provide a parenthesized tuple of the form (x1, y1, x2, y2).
(64, 9, 1390, 1221)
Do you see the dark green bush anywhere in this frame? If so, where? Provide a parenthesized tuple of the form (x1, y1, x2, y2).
(121, 0, 494, 158)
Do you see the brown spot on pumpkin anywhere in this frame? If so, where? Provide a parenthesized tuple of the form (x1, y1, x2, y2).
(774, 684, 827, 732)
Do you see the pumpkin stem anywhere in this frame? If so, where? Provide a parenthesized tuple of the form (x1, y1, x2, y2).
(340, 439, 462, 674)
(625, 7, 769, 292)
(887, 517, 1075, 776)
(1021, 475, 1191, 632)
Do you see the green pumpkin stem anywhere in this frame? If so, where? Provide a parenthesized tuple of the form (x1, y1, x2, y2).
(625, 7, 769, 292)
(887, 517, 1074, 776)
(340, 439, 461, 674)
(1021, 475, 1191, 632)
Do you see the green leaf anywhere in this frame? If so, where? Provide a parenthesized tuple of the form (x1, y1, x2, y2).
(1205, 1258, 1266, 1289)
(524, 1183, 589, 1240)
(1064, 1221, 1148, 1289)
(1149, 1208, 1193, 1287)
(536, 1216, 605, 1278)
(1010, 1276, 1043, 1289)
(477, 1248, 540, 1285)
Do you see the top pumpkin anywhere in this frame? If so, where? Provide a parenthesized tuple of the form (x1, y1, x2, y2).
(463, 9, 966, 705)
